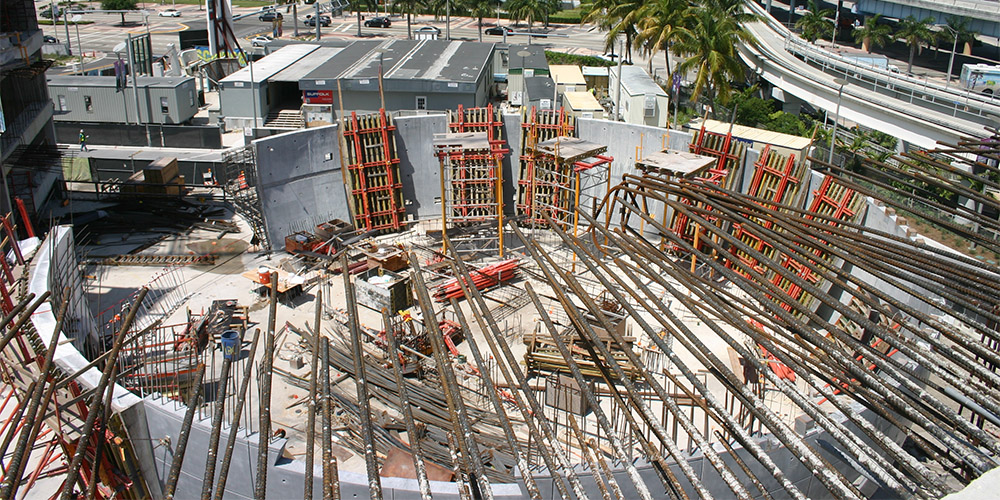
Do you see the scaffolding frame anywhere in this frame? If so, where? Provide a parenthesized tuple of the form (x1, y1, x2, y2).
(527, 136, 612, 230)
(221, 144, 270, 250)
(516, 107, 575, 223)
(433, 131, 508, 257)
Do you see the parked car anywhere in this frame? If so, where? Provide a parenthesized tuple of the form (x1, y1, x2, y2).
(43, 35, 58, 44)
(251, 35, 273, 47)
(416, 26, 441, 35)
(158, 8, 181, 17)
(258, 11, 279, 22)
(304, 15, 331, 27)
(485, 26, 513, 36)
(363, 16, 391, 28)
(39, 7, 61, 19)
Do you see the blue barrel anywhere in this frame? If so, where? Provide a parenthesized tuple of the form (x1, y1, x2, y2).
(221, 330, 241, 360)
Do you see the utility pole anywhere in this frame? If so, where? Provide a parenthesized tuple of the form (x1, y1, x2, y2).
(315, 1, 321, 41)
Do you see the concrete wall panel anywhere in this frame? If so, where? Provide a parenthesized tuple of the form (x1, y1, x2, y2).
(253, 125, 351, 246)
(394, 113, 450, 220)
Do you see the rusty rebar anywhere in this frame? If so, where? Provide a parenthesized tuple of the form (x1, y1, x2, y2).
(305, 290, 323, 500)
(255, 272, 278, 499)
(214, 327, 263, 500)
(164, 363, 207, 499)
(60, 287, 148, 500)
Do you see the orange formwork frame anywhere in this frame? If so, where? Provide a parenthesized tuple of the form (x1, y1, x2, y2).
(342, 109, 406, 233)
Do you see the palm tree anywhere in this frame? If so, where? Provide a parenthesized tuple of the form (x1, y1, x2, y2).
(463, 0, 497, 42)
(506, 0, 557, 33)
(633, 0, 690, 81)
(794, 0, 832, 43)
(392, 0, 423, 39)
(896, 16, 937, 74)
(851, 14, 892, 53)
(583, 0, 644, 63)
(673, 3, 754, 117)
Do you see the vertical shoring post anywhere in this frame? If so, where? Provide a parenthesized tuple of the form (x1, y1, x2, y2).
(341, 255, 383, 499)
(438, 233, 583, 500)
(59, 288, 149, 500)
(164, 363, 207, 499)
(446, 294, 542, 500)
(406, 253, 491, 500)
(382, 308, 433, 500)
(201, 342, 236, 498)
(304, 290, 323, 500)
(213, 327, 263, 500)
(0, 297, 69, 497)
(255, 273, 278, 499)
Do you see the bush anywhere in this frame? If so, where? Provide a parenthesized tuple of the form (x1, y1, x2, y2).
(545, 50, 616, 67)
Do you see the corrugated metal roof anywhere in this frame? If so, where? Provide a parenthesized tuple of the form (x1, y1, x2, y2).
(563, 91, 602, 111)
(47, 75, 194, 88)
(270, 47, 343, 82)
(693, 118, 813, 151)
(614, 66, 666, 97)
(550, 65, 586, 85)
(221, 44, 320, 83)
(299, 40, 493, 84)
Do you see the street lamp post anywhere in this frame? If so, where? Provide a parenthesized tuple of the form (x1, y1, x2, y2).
(944, 26, 959, 90)
(828, 78, 848, 165)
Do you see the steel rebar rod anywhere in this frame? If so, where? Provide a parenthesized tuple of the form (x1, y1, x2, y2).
(0, 297, 68, 497)
(201, 342, 236, 499)
(566, 412, 616, 500)
(342, 255, 384, 500)
(383, 309, 433, 500)
(256, 272, 278, 499)
(612, 199, 1000, 475)
(164, 363, 207, 499)
(60, 287, 148, 500)
(322, 339, 336, 500)
(86, 352, 123, 500)
(447, 292, 541, 500)
(439, 234, 588, 500)
(408, 253, 491, 500)
(0, 292, 50, 356)
(522, 281, 661, 500)
(305, 289, 323, 500)
(648, 194, 1000, 465)
(213, 327, 263, 500)
(0, 382, 32, 476)
(572, 207, 934, 497)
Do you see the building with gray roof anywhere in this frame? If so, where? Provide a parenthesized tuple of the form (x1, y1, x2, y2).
(608, 65, 669, 128)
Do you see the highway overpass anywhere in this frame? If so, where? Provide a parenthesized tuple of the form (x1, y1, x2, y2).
(740, 1, 1000, 150)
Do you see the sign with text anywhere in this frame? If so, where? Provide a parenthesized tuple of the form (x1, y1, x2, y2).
(303, 90, 333, 104)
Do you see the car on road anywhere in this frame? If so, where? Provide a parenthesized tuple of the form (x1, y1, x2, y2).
(304, 15, 331, 27)
(43, 35, 58, 44)
(258, 11, 279, 22)
(363, 16, 391, 28)
(415, 26, 440, 35)
(485, 26, 513, 36)
(158, 8, 181, 17)
(251, 35, 273, 47)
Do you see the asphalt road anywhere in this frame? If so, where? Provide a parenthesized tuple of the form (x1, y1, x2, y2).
(38, 1, 616, 66)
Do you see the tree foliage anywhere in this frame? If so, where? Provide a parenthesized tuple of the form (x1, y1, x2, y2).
(851, 14, 892, 53)
(672, 3, 753, 116)
(101, 0, 137, 25)
(795, 0, 832, 43)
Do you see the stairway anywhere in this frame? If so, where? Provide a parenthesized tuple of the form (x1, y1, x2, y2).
(263, 109, 305, 129)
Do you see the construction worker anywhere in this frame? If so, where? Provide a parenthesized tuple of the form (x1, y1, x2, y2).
(79, 129, 88, 151)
